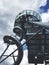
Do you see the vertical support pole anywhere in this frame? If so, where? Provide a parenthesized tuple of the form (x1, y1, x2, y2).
(35, 63, 37, 65)
(13, 54, 15, 63)
(42, 28, 46, 65)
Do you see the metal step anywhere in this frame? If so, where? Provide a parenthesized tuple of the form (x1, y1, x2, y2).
(45, 60, 49, 64)
(45, 55, 49, 60)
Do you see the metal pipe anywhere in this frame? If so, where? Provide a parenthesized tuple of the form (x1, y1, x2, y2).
(0, 44, 9, 59)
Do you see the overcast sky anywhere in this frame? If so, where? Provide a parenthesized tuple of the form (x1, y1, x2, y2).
(0, 0, 49, 65)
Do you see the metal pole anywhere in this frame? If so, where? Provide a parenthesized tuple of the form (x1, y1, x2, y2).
(0, 48, 18, 63)
(0, 44, 9, 59)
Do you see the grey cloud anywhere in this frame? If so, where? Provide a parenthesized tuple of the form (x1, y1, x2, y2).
(0, 21, 9, 31)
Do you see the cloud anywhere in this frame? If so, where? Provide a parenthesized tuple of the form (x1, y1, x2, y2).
(40, 0, 47, 7)
(41, 9, 49, 22)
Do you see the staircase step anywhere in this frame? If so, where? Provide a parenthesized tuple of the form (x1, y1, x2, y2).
(45, 57, 49, 60)
(45, 54, 49, 60)
(45, 60, 49, 64)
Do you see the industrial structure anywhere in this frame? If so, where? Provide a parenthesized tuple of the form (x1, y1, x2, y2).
(0, 10, 49, 65)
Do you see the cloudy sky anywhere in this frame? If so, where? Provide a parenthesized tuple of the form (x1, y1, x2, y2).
(0, 0, 49, 65)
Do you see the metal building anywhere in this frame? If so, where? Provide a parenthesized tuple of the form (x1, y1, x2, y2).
(0, 10, 49, 65)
